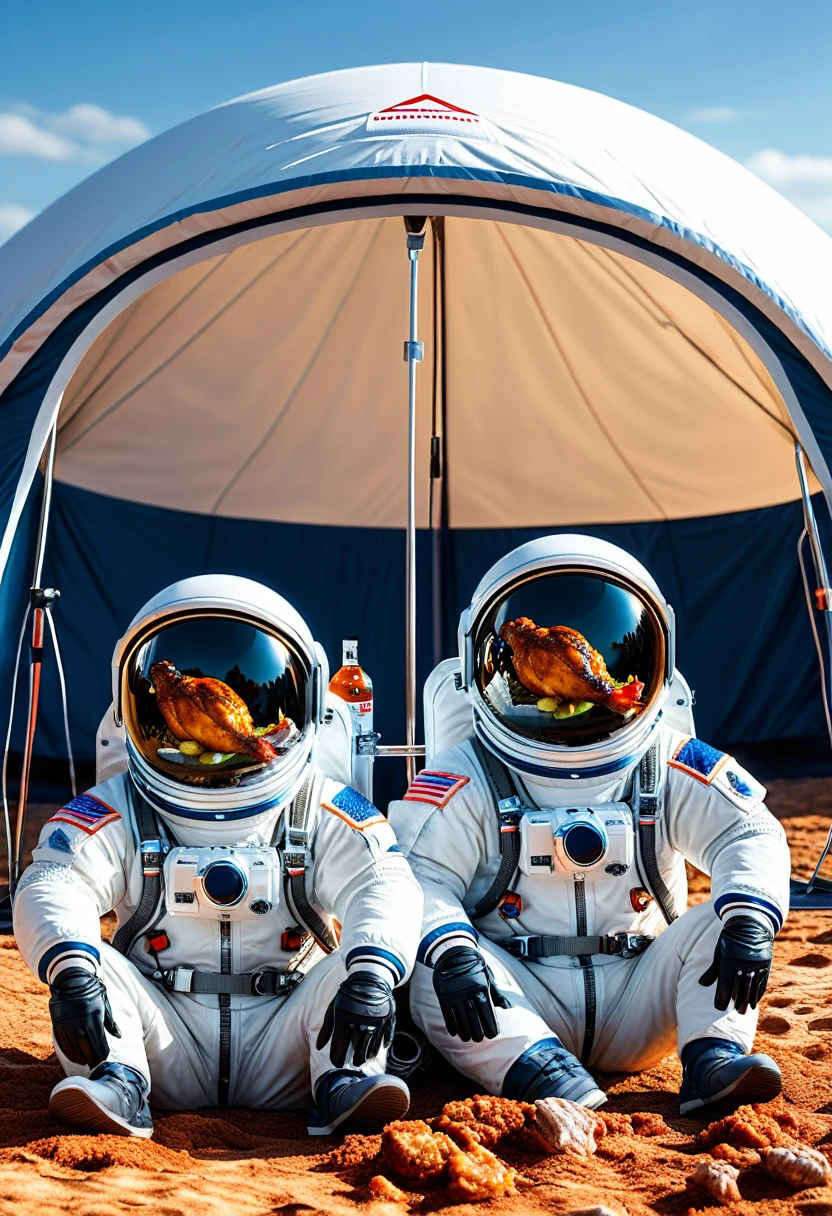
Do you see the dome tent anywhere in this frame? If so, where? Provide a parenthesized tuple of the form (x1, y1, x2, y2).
(1, 62, 832, 818)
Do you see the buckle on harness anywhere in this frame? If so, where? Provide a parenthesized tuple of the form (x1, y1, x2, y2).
(286, 826, 309, 849)
(160, 967, 194, 992)
(609, 932, 654, 959)
(505, 935, 531, 958)
(140, 839, 161, 876)
(252, 970, 303, 995)
(638, 795, 658, 823)
(282, 849, 308, 876)
(497, 796, 522, 833)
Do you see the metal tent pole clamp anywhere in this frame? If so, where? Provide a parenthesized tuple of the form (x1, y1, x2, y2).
(403, 221, 426, 785)
(11, 423, 59, 893)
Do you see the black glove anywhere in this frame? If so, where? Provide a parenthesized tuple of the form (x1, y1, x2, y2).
(433, 945, 511, 1043)
(317, 971, 395, 1067)
(48, 967, 121, 1068)
(698, 915, 774, 1015)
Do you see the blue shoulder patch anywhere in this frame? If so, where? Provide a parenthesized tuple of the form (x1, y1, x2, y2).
(668, 737, 729, 786)
(325, 786, 385, 829)
(47, 828, 73, 854)
(726, 769, 754, 798)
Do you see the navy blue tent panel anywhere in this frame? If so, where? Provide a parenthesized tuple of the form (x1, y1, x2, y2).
(12, 482, 823, 810)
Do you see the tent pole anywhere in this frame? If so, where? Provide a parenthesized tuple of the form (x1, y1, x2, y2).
(430, 217, 447, 670)
(403, 219, 426, 785)
(11, 423, 59, 894)
(795, 444, 832, 604)
(794, 442, 832, 742)
(790, 441, 832, 910)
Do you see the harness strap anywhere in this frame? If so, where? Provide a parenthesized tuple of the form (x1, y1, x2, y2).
(636, 741, 678, 924)
(112, 783, 163, 957)
(468, 737, 522, 920)
(496, 932, 654, 960)
(156, 967, 303, 995)
(282, 770, 338, 954)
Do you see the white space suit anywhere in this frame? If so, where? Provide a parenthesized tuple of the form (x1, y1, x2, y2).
(14, 575, 422, 1136)
(389, 536, 789, 1113)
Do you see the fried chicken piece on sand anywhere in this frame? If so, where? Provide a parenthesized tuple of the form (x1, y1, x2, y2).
(700, 1103, 797, 1152)
(430, 1095, 534, 1148)
(382, 1121, 456, 1181)
(380, 1119, 515, 1202)
(444, 1126, 516, 1203)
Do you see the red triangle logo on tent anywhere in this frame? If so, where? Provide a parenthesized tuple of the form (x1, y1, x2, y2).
(377, 93, 479, 118)
(367, 93, 486, 138)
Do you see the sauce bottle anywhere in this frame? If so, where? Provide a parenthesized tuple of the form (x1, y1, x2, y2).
(329, 639, 374, 798)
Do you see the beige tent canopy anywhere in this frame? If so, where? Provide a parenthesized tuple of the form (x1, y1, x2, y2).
(57, 215, 805, 530)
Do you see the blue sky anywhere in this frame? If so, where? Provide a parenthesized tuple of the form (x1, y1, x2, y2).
(1, 0, 830, 241)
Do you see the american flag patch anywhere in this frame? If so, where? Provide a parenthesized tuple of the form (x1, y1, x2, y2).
(403, 770, 469, 809)
(51, 793, 121, 835)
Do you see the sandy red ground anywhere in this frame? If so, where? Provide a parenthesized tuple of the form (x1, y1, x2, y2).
(2, 785, 832, 1214)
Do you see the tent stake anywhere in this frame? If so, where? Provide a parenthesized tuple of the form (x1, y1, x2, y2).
(403, 220, 426, 785)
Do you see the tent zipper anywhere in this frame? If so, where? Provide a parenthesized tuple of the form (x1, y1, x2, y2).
(574, 877, 596, 1062)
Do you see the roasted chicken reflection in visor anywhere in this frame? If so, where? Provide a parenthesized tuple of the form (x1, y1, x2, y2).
(125, 616, 307, 787)
(151, 660, 293, 763)
(474, 571, 665, 749)
(499, 618, 645, 716)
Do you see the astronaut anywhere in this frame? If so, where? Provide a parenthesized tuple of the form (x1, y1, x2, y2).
(14, 575, 422, 1138)
(389, 536, 789, 1115)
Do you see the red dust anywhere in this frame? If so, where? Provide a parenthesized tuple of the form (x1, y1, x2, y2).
(0, 801, 831, 1214)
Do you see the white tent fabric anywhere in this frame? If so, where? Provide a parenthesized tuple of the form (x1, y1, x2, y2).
(0, 61, 831, 576)
(2, 62, 832, 391)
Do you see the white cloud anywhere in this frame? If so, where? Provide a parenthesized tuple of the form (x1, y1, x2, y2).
(745, 148, 832, 233)
(746, 147, 832, 188)
(0, 203, 34, 242)
(689, 105, 739, 123)
(0, 113, 76, 160)
(0, 103, 149, 161)
(48, 103, 149, 146)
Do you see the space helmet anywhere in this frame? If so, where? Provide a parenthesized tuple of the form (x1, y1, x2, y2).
(112, 575, 327, 829)
(458, 536, 675, 780)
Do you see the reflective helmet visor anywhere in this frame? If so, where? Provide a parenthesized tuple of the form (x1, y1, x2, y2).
(123, 615, 311, 789)
(473, 571, 666, 748)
